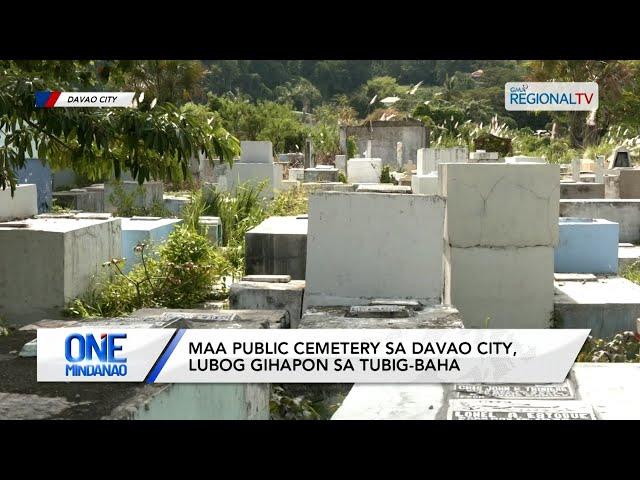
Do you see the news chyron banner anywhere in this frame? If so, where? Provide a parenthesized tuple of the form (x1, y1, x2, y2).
(37, 329, 589, 384)
(35, 91, 135, 108)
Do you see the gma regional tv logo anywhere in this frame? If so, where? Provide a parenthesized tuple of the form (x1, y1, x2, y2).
(505, 82, 598, 111)
(64, 333, 128, 377)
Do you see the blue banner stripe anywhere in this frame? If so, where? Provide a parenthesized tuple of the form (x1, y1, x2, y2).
(145, 329, 186, 383)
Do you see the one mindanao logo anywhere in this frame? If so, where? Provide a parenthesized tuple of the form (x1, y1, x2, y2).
(505, 82, 598, 111)
(35, 91, 62, 108)
(64, 333, 128, 377)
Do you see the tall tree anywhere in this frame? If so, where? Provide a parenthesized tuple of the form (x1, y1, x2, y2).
(526, 60, 634, 146)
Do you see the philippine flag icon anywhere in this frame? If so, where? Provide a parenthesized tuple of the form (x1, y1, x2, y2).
(35, 91, 62, 108)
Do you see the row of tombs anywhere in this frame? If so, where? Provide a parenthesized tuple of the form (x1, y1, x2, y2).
(2, 144, 640, 420)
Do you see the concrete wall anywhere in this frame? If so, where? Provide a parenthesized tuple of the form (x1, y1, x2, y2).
(16, 160, 53, 213)
(559, 199, 640, 243)
(555, 218, 619, 274)
(0, 218, 121, 324)
(245, 216, 308, 280)
(440, 163, 560, 328)
(304, 192, 445, 307)
(340, 120, 428, 168)
(0, 184, 38, 221)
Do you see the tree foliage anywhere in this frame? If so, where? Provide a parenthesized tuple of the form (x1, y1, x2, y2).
(0, 60, 239, 193)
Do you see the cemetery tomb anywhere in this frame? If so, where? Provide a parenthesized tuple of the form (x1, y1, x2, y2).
(560, 182, 604, 199)
(163, 194, 190, 216)
(0, 184, 38, 221)
(334, 154, 347, 171)
(560, 199, 640, 243)
(16, 159, 53, 213)
(219, 141, 281, 198)
(604, 168, 640, 198)
(417, 147, 468, 175)
(240, 140, 273, 163)
(199, 216, 222, 245)
(104, 181, 164, 214)
(0, 217, 122, 325)
(440, 163, 560, 328)
(554, 275, 640, 337)
(245, 216, 308, 280)
(554, 218, 619, 274)
(347, 158, 382, 183)
(304, 192, 445, 307)
(120, 217, 182, 273)
(411, 172, 439, 195)
(618, 243, 640, 270)
(303, 167, 339, 183)
(229, 276, 305, 328)
(288, 168, 305, 181)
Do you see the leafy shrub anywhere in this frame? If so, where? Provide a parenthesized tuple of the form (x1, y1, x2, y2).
(577, 332, 639, 363)
(338, 170, 347, 183)
(108, 182, 170, 217)
(65, 225, 223, 317)
(346, 135, 358, 159)
(380, 165, 393, 183)
(268, 185, 308, 216)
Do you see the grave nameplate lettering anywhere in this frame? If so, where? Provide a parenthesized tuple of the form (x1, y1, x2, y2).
(451, 381, 575, 399)
(448, 399, 596, 420)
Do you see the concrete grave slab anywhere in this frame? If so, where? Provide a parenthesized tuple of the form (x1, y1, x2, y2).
(304, 167, 338, 183)
(0, 217, 122, 325)
(347, 158, 382, 183)
(120, 217, 182, 273)
(555, 218, 619, 274)
(240, 141, 273, 163)
(618, 243, 640, 269)
(560, 199, 640, 243)
(560, 182, 605, 199)
(0, 184, 38, 221)
(229, 279, 304, 328)
(445, 244, 555, 328)
(554, 275, 640, 337)
(439, 163, 560, 248)
(299, 304, 463, 329)
(245, 216, 307, 280)
(304, 192, 445, 307)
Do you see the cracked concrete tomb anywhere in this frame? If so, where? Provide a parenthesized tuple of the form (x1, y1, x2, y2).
(304, 192, 445, 307)
(439, 163, 560, 328)
(0, 217, 122, 325)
